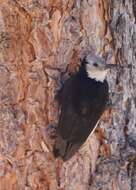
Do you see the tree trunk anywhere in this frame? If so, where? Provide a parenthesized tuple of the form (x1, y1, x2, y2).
(0, 0, 135, 189)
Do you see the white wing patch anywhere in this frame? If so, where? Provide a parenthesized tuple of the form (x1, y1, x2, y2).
(89, 119, 100, 137)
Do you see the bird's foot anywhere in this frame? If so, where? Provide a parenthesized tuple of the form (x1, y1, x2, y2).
(46, 124, 57, 139)
(106, 95, 121, 109)
(45, 124, 57, 149)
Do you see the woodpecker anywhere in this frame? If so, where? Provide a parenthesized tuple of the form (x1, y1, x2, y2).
(54, 54, 115, 161)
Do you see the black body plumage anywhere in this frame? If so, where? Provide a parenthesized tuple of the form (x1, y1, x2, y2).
(54, 59, 109, 161)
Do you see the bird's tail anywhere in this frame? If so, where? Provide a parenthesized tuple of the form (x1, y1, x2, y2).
(53, 134, 81, 161)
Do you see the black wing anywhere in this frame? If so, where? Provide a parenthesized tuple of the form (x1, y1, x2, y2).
(54, 75, 109, 160)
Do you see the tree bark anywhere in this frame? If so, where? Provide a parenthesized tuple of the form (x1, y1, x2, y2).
(0, 0, 135, 190)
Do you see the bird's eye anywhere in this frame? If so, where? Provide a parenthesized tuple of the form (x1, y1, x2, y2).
(93, 63, 98, 67)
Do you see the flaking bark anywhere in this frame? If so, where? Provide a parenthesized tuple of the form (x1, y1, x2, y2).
(0, 0, 135, 190)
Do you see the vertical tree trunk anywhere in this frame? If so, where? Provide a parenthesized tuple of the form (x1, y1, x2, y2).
(0, 0, 135, 189)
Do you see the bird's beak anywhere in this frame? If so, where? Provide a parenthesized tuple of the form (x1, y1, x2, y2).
(104, 64, 117, 69)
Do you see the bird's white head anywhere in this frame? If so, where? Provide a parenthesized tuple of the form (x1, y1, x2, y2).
(85, 54, 114, 82)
